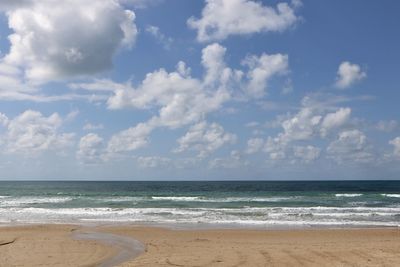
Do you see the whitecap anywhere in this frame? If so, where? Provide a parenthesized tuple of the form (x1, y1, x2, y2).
(335, 193, 363, 197)
(381, 194, 400, 198)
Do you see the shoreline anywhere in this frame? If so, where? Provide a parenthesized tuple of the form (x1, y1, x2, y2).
(0, 224, 399, 266)
(1, 219, 399, 230)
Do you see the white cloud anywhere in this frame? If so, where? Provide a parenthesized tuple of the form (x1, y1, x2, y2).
(2, 0, 137, 84)
(293, 145, 320, 163)
(261, 95, 355, 162)
(0, 90, 106, 103)
(327, 130, 373, 164)
(0, 0, 31, 11)
(107, 122, 152, 153)
(201, 43, 230, 86)
(188, 0, 300, 42)
(0, 61, 109, 102)
(262, 106, 320, 161)
(335, 61, 366, 89)
(72, 43, 287, 155)
(0, 61, 38, 97)
(70, 79, 127, 92)
(300, 92, 374, 111)
(175, 121, 237, 158)
(264, 136, 287, 161)
(75, 43, 288, 114)
(277, 100, 353, 142)
(281, 78, 293, 95)
(245, 121, 260, 128)
(77, 133, 105, 164)
(0, 113, 9, 126)
(245, 137, 264, 154)
(136, 156, 171, 168)
(281, 107, 322, 142)
(209, 150, 248, 169)
(105, 58, 230, 130)
(83, 123, 105, 131)
(389, 137, 400, 158)
(2, 110, 74, 155)
(320, 107, 351, 137)
(376, 120, 398, 132)
(243, 53, 288, 98)
(65, 109, 80, 122)
(145, 25, 173, 50)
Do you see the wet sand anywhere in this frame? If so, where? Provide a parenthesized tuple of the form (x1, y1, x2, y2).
(0, 225, 400, 266)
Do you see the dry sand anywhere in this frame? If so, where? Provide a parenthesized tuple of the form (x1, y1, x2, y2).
(0, 224, 117, 267)
(0, 225, 400, 266)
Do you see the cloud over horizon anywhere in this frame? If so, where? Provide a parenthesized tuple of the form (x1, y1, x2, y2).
(0, 0, 398, 180)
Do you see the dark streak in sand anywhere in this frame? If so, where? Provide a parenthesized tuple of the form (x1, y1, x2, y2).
(0, 238, 16, 246)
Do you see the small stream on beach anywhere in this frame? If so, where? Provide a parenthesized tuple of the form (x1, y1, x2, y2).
(71, 230, 145, 267)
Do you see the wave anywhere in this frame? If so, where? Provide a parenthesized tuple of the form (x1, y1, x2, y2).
(150, 196, 297, 202)
(151, 196, 201, 201)
(1, 206, 399, 226)
(381, 194, 400, 198)
(335, 194, 363, 197)
(85, 196, 144, 202)
(224, 197, 296, 202)
(0, 197, 73, 206)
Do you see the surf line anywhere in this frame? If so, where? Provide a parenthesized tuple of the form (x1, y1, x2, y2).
(71, 229, 145, 267)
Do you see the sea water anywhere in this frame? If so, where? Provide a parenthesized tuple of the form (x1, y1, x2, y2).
(0, 181, 399, 228)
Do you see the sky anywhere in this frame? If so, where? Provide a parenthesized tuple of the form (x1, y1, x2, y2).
(0, 0, 399, 180)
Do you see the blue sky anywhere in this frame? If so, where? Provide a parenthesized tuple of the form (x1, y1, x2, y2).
(0, 0, 399, 180)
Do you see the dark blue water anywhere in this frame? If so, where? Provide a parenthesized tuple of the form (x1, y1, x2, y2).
(0, 181, 399, 227)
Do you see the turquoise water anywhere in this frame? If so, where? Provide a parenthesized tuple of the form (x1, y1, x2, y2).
(0, 181, 399, 227)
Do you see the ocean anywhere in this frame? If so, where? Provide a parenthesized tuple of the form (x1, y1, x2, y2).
(0, 181, 399, 228)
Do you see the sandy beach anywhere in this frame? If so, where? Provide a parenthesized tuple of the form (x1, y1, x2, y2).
(1, 225, 400, 266)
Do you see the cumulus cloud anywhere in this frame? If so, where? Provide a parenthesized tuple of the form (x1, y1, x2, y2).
(136, 156, 171, 168)
(335, 61, 366, 89)
(261, 95, 354, 162)
(280, 102, 352, 142)
(107, 122, 152, 153)
(0, 113, 9, 126)
(65, 109, 80, 122)
(0, 62, 50, 102)
(327, 130, 374, 164)
(293, 145, 320, 163)
(175, 121, 237, 158)
(0, 0, 31, 11)
(264, 136, 287, 161)
(376, 120, 398, 132)
(71, 43, 287, 155)
(389, 137, 400, 158)
(320, 107, 351, 137)
(1, 110, 74, 155)
(83, 123, 105, 131)
(146, 25, 173, 50)
(76, 43, 287, 111)
(77, 133, 105, 164)
(280, 106, 322, 142)
(209, 150, 248, 169)
(201, 43, 230, 86)
(105, 54, 230, 129)
(245, 138, 264, 154)
(2, 0, 137, 84)
(243, 53, 288, 98)
(188, 0, 300, 42)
